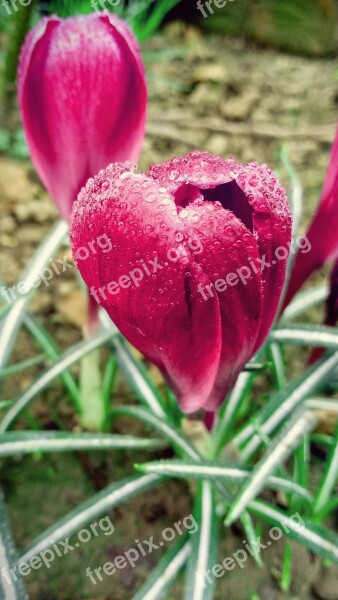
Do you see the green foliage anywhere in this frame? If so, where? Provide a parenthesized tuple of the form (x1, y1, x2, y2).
(49, 0, 182, 41)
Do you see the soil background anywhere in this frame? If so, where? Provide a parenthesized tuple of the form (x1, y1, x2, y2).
(0, 23, 338, 600)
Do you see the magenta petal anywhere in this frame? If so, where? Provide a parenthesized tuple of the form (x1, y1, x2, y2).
(234, 163, 292, 348)
(71, 152, 291, 414)
(70, 164, 222, 413)
(177, 200, 263, 411)
(284, 126, 338, 306)
(18, 14, 147, 220)
(148, 152, 292, 350)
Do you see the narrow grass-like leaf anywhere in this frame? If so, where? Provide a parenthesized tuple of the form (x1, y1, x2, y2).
(267, 343, 286, 389)
(100, 311, 166, 418)
(112, 337, 166, 418)
(0, 328, 116, 432)
(311, 433, 335, 448)
(280, 284, 329, 323)
(0, 295, 80, 408)
(129, 0, 182, 41)
(212, 371, 254, 458)
(236, 350, 338, 455)
(314, 496, 338, 522)
(135, 459, 312, 502)
(0, 220, 68, 373)
(0, 431, 163, 456)
(291, 435, 309, 514)
(113, 406, 233, 505)
(306, 398, 338, 412)
(249, 499, 338, 563)
(240, 511, 264, 567)
(0, 354, 45, 377)
(102, 354, 118, 423)
(22, 313, 80, 408)
(184, 482, 219, 600)
(313, 421, 338, 516)
(226, 410, 317, 525)
(18, 474, 161, 564)
(0, 304, 10, 321)
(0, 488, 28, 600)
(271, 324, 338, 348)
(112, 405, 200, 460)
(132, 537, 190, 600)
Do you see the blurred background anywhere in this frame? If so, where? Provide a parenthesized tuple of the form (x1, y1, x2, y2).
(0, 1, 337, 599)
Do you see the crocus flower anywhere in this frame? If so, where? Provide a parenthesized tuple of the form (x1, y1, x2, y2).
(18, 13, 147, 221)
(284, 126, 338, 306)
(70, 152, 292, 413)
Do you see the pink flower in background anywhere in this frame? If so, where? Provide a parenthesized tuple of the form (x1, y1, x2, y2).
(284, 126, 338, 307)
(70, 152, 292, 413)
(18, 13, 147, 221)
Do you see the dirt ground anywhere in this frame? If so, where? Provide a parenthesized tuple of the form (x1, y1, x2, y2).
(0, 24, 337, 600)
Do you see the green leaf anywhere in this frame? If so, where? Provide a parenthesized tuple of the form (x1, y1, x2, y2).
(249, 499, 338, 564)
(21, 313, 80, 409)
(314, 496, 338, 522)
(280, 284, 328, 323)
(102, 354, 118, 424)
(267, 343, 286, 389)
(111, 405, 200, 461)
(113, 406, 233, 506)
(0, 354, 45, 377)
(225, 410, 317, 525)
(100, 312, 166, 419)
(184, 481, 220, 600)
(0, 328, 116, 432)
(0, 487, 28, 600)
(236, 350, 338, 456)
(313, 420, 338, 517)
(135, 459, 312, 502)
(306, 398, 338, 412)
(240, 511, 264, 567)
(127, 0, 182, 41)
(18, 474, 161, 565)
(0, 220, 68, 373)
(132, 537, 190, 600)
(271, 324, 338, 348)
(212, 371, 255, 457)
(0, 431, 163, 456)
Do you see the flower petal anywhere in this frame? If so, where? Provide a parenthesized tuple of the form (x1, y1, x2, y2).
(284, 126, 338, 306)
(70, 164, 222, 413)
(176, 200, 263, 411)
(148, 152, 292, 349)
(18, 14, 147, 220)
